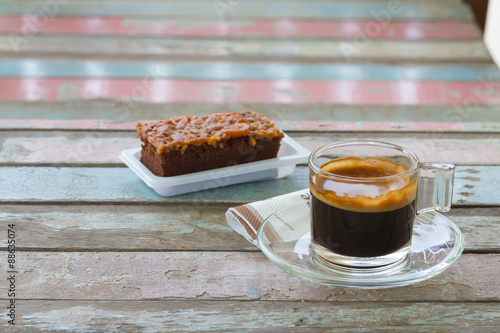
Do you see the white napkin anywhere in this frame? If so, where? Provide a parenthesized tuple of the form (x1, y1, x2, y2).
(225, 188, 310, 245)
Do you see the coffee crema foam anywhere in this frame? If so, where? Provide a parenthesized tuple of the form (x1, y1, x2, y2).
(311, 157, 417, 213)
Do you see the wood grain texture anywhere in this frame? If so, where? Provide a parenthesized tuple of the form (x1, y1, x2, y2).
(1, 36, 490, 60)
(0, 252, 497, 301)
(0, 16, 482, 39)
(0, 1, 473, 19)
(1, 131, 500, 165)
(0, 166, 497, 205)
(0, 205, 497, 252)
(0, 301, 499, 332)
(0, 204, 255, 252)
(1, 118, 499, 133)
(1, 60, 498, 81)
(1, 102, 498, 123)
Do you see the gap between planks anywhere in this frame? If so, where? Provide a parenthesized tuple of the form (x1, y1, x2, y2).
(2, 121, 500, 133)
(0, 248, 496, 254)
(1, 163, 500, 169)
(0, 54, 495, 66)
(6, 129, 500, 137)
(0, 299, 498, 304)
(0, 200, 496, 209)
(0, 53, 494, 65)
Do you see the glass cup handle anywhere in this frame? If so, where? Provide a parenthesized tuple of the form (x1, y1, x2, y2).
(416, 162, 455, 214)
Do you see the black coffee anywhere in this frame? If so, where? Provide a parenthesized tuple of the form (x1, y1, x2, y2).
(311, 194, 415, 257)
(310, 157, 417, 258)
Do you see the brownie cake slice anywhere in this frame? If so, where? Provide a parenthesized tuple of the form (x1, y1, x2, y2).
(136, 111, 284, 177)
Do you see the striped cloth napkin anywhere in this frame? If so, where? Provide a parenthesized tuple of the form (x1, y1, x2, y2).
(225, 188, 310, 245)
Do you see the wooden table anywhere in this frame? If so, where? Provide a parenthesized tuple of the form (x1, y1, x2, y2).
(1, 0, 499, 331)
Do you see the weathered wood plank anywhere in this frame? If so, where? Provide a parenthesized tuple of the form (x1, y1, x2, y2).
(0, 1, 473, 20)
(0, 204, 255, 252)
(278, 121, 500, 133)
(0, 252, 497, 301)
(0, 205, 497, 252)
(1, 301, 499, 332)
(1, 60, 498, 81)
(0, 16, 481, 39)
(0, 77, 499, 105)
(2, 118, 500, 133)
(1, 37, 490, 60)
(2, 131, 500, 165)
(1, 102, 498, 124)
(0, 166, 496, 205)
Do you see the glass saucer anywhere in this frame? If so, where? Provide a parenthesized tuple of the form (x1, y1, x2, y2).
(256, 202, 464, 289)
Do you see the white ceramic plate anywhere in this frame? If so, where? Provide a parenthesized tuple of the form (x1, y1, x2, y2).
(119, 133, 310, 196)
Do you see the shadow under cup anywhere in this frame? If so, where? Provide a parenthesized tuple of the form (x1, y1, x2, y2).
(309, 141, 432, 269)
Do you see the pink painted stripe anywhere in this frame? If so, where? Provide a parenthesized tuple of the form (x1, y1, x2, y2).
(0, 119, 475, 132)
(0, 15, 481, 39)
(0, 78, 499, 105)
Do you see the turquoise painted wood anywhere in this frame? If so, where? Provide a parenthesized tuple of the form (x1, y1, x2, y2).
(0, 166, 496, 205)
(0, 206, 257, 251)
(7, 301, 500, 332)
(0, 1, 473, 19)
(0, 60, 498, 81)
(0, 207, 497, 251)
(3, 252, 498, 301)
(0, 103, 498, 123)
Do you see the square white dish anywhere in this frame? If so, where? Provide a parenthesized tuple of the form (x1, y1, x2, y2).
(119, 133, 310, 197)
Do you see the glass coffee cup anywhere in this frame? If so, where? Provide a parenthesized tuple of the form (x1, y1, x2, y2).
(309, 140, 455, 269)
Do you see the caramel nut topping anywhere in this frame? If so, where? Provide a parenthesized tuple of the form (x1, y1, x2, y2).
(221, 119, 251, 138)
(136, 111, 284, 154)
